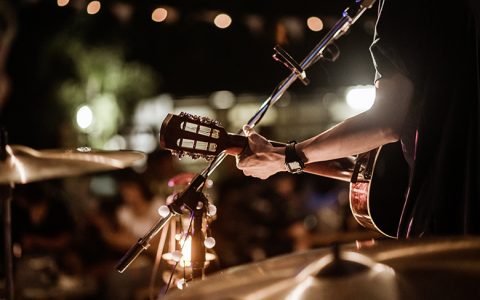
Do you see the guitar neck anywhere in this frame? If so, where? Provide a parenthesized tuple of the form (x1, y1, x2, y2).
(226, 133, 354, 182)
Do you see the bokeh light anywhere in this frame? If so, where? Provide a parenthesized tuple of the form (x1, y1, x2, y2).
(86, 1, 101, 15)
(152, 7, 168, 22)
(57, 0, 69, 7)
(346, 85, 375, 111)
(214, 13, 232, 29)
(307, 16, 323, 32)
(76, 105, 93, 129)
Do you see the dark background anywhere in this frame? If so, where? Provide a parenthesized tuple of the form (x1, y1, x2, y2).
(1, 0, 377, 149)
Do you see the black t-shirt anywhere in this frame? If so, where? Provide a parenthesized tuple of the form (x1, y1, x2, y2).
(370, 0, 480, 237)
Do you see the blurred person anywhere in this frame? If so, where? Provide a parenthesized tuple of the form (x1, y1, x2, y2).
(143, 149, 180, 202)
(89, 169, 165, 300)
(11, 181, 84, 298)
(212, 174, 306, 269)
(269, 173, 312, 251)
(237, 1, 480, 238)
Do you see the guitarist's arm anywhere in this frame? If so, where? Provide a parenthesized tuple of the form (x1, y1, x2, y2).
(236, 72, 413, 179)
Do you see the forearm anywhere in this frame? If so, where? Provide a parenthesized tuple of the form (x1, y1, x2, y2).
(298, 73, 413, 162)
(298, 111, 397, 162)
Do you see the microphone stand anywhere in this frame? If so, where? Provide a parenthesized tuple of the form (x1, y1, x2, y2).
(116, 0, 377, 275)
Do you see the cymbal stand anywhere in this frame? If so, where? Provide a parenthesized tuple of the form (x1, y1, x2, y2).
(116, 0, 377, 275)
(0, 127, 14, 300)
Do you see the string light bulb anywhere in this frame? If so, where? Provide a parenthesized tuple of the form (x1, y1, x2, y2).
(86, 1, 101, 15)
(307, 16, 324, 31)
(152, 7, 168, 23)
(207, 204, 217, 217)
(214, 13, 232, 29)
(57, 0, 69, 7)
(158, 205, 171, 218)
(204, 237, 216, 249)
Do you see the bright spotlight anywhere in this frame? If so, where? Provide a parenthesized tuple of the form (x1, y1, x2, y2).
(76, 105, 93, 129)
(346, 85, 375, 111)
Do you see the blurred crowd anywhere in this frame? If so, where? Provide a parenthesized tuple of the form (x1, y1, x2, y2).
(6, 150, 374, 300)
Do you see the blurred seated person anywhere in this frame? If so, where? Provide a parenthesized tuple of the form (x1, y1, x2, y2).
(212, 174, 309, 268)
(90, 169, 164, 256)
(12, 181, 81, 295)
(88, 169, 165, 300)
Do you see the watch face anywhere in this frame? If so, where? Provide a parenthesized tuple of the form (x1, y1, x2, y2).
(286, 161, 303, 173)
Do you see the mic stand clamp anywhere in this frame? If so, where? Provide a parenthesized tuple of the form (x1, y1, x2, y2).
(273, 45, 310, 86)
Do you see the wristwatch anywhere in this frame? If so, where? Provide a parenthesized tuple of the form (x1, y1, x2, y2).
(284, 141, 305, 174)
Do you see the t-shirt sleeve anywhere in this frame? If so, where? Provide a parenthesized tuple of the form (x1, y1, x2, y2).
(370, 0, 428, 83)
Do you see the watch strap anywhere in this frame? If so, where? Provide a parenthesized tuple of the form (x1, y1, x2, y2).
(284, 141, 305, 174)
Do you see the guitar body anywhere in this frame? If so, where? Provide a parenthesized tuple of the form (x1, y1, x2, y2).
(349, 142, 410, 238)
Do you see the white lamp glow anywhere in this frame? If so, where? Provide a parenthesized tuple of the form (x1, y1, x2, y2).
(346, 85, 375, 111)
(76, 105, 93, 129)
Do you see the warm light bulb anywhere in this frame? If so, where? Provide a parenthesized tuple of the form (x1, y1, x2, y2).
(171, 250, 182, 262)
(57, 0, 69, 7)
(86, 1, 101, 15)
(307, 16, 323, 32)
(207, 204, 217, 217)
(214, 13, 232, 29)
(204, 237, 216, 249)
(176, 278, 187, 290)
(157, 205, 170, 217)
(152, 8, 168, 22)
(181, 236, 192, 265)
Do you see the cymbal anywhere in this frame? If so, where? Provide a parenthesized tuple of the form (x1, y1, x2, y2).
(164, 236, 480, 300)
(0, 145, 146, 184)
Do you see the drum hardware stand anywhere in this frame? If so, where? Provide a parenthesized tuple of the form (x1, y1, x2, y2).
(116, 0, 377, 287)
(0, 127, 14, 300)
(189, 195, 207, 280)
(316, 244, 369, 278)
(155, 189, 214, 296)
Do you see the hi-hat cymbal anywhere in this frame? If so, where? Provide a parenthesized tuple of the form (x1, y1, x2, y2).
(0, 145, 146, 184)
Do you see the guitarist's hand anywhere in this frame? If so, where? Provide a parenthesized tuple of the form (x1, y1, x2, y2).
(236, 125, 285, 179)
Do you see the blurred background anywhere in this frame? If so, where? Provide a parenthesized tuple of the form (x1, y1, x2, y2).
(0, 0, 381, 299)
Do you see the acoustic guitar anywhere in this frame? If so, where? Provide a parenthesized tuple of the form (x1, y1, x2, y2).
(159, 112, 409, 238)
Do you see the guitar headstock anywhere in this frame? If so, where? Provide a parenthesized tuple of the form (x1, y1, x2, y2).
(160, 112, 230, 161)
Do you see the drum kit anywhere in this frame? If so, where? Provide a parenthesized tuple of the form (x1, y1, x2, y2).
(0, 142, 146, 300)
(163, 236, 480, 300)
